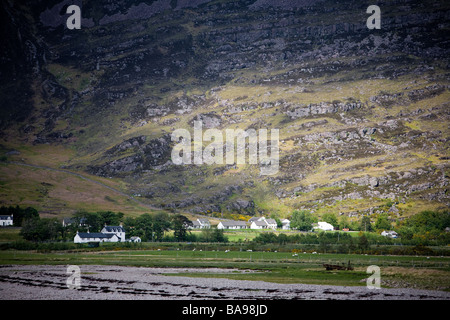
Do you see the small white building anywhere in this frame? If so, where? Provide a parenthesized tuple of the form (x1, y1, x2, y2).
(314, 221, 334, 231)
(74, 231, 119, 243)
(189, 220, 201, 229)
(381, 230, 398, 238)
(197, 218, 210, 229)
(0, 215, 13, 227)
(249, 217, 277, 230)
(129, 236, 141, 243)
(189, 218, 211, 229)
(217, 221, 248, 230)
(281, 219, 290, 230)
(101, 225, 126, 242)
(250, 220, 268, 230)
(265, 218, 277, 230)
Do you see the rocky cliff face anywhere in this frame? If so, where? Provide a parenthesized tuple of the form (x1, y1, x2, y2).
(1, 0, 449, 219)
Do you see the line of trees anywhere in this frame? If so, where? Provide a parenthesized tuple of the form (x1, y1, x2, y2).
(0, 205, 39, 227)
(1, 205, 228, 243)
(71, 211, 203, 242)
(259, 210, 450, 246)
(289, 208, 449, 238)
(124, 213, 227, 242)
(395, 210, 450, 244)
(3, 204, 448, 246)
(70, 211, 228, 243)
(17, 210, 127, 242)
(1, 205, 64, 242)
(288, 209, 394, 232)
(71, 210, 124, 233)
(20, 217, 63, 242)
(253, 230, 364, 247)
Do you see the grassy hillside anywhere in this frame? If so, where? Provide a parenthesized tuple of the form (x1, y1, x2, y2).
(0, 0, 448, 224)
(0, 144, 154, 217)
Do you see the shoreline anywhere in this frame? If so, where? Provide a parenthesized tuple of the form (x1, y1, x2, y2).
(0, 264, 449, 300)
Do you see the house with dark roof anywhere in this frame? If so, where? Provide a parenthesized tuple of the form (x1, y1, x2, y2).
(74, 231, 119, 243)
(217, 220, 248, 229)
(250, 219, 269, 229)
(0, 215, 13, 227)
(249, 217, 277, 230)
(248, 217, 260, 223)
(265, 218, 277, 230)
(101, 225, 126, 242)
(189, 218, 211, 229)
(73, 224, 126, 243)
(189, 220, 202, 229)
(129, 236, 141, 243)
(381, 230, 398, 238)
(197, 218, 211, 228)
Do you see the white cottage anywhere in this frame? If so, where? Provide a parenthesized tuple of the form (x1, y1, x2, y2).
(313, 221, 334, 231)
(217, 221, 248, 230)
(249, 217, 277, 230)
(197, 218, 211, 229)
(381, 230, 398, 238)
(101, 225, 126, 242)
(0, 215, 13, 227)
(281, 219, 290, 230)
(189, 218, 211, 229)
(250, 220, 268, 230)
(129, 236, 141, 243)
(74, 231, 119, 243)
(265, 218, 277, 230)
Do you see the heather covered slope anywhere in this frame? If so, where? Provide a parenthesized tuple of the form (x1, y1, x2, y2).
(0, 0, 449, 221)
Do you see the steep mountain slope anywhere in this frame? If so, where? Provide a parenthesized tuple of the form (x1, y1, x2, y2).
(0, 0, 449, 221)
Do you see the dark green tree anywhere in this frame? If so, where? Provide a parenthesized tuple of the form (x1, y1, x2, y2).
(359, 216, 373, 232)
(20, 217, 62, 242)
(171, 214, 192, 242)
(135, 213, 154, 241)
(338, 215, 350, 230)
(358, 234, 369, 251)
(290, 210, 317, 231)
(397, 210, 449, 243)
(200, 228, 214, 242)
(99, 211, 123, 226)
(152, 212, 171, 241)
(322, 212, 338, 227)
(0, 205, 39, 227)
(374, 213, 392, 231)
(212, 228, 227, 242)
(20, 216, 41, 241)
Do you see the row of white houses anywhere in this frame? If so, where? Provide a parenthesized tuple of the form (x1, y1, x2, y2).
(214, 218, 336, 231)
(206, 217, 291, 230)
(3, 214, 400, 240)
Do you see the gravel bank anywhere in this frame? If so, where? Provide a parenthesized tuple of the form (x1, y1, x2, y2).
(0, 265, 449, 300)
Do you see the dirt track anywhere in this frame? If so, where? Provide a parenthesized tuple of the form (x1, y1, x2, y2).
(0, 265, 449, 300)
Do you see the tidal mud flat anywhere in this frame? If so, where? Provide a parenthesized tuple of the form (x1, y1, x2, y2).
(0, 265, 449, 300)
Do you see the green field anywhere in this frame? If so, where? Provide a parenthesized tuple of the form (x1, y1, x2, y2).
(1, 227, 449, 291)
(0, 247, 449, 291)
